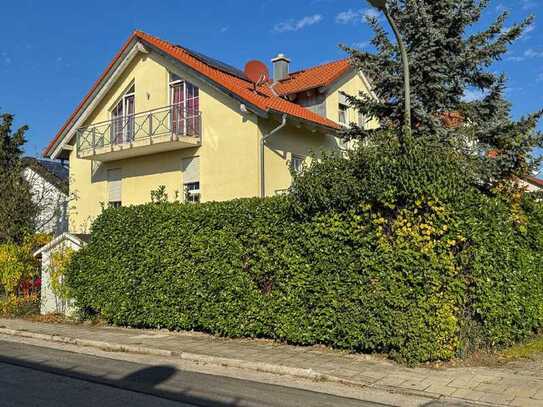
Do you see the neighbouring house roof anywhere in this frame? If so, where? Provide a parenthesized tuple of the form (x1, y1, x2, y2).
(33, 232, 89, 257)
(268, 59, 352, 96)
(23, 157, 69, 194)
(44, 31, 343, 158)
(525, 175, 543, 188)
(440, 112, 464, 129)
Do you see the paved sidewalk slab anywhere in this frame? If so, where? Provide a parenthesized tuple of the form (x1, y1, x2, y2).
(1, 318, 542, 406)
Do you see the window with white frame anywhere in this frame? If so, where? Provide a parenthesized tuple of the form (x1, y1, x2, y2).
(185, 182, 200, 203)
(338, 93, 349, 125)
(291, 155, 305, 175)
(111, 84, 135, 145)
(338, 104, 348, 125)
(169, 73, 200, 136)
(182, 156, 200, 203)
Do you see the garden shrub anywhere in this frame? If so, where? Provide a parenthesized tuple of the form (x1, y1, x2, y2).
(65, 135, 543, 364)
(0, 294, 40, 317)
(0, 234, 50, 297)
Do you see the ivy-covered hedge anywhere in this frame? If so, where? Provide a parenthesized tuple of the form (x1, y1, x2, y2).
(66, 192, 543, 364)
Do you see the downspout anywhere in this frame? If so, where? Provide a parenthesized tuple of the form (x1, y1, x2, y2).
(260, 114, 287, 198)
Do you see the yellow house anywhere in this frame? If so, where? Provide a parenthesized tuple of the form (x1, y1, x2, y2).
(43, 31, 376, 233)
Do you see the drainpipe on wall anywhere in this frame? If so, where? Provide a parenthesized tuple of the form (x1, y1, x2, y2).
(260, 114, 288, 198)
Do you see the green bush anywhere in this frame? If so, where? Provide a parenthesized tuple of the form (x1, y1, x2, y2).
(65, 135, 543, 364)
(291, 133, 478, 218)
(65, 193, 543, 364)
(455, 191, 543, 352)
(0, 294, 40, 317)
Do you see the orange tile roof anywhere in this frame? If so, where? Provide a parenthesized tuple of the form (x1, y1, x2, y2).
(525, 175, 543, 188)
(269, 59, 352, 96)
(440, 111, 464, 129)
(45, 31, 340, 157)
(44, 33, 137, 157)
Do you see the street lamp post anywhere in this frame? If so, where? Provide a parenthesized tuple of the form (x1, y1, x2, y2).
(367, 0, 412, 138)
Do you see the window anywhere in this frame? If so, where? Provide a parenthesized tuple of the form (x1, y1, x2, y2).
(182, 156, 200, 203)
(338, 103, 348, 125)
(338, 93, 349, 125)
(111, 84, 135, 144)
(107, 168, 122, 208)
(185, 182, 200, 203)
(169, 74, 200, 136)
(291, 155, 304, 174)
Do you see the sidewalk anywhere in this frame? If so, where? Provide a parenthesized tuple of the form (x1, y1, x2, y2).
(1, 318, 542, 406)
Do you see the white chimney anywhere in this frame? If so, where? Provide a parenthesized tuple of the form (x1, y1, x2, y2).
(272, 53, 290, 82)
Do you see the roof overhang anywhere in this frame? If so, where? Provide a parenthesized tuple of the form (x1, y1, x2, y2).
(46, 36, 272, 159)
(525, 176, 543, 189)
(33, 232, 88, 257)
(46, 36, 147, 159)
(268, 109, 338, 134)
(46, 32, 341, 158)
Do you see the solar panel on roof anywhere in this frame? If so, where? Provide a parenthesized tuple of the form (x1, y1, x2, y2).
(180, 46, 249, 81)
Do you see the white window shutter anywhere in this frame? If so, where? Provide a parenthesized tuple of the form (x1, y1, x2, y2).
(182, 157, 200, 183)
(107, 168, 122, 202)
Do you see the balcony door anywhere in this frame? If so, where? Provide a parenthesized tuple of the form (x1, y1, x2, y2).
(111, 85, 135, 145)
(170, 74, 199, 137)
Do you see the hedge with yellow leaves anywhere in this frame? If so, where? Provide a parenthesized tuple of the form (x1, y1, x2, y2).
(65, 135, 543, 364)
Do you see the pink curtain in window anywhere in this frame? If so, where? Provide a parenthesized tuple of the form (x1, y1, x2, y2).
(186, 84, 200, 135)
(112, 102, 124, 144)
(171, 83, 185, 135)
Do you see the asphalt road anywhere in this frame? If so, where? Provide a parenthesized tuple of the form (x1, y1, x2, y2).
(0, 340, 389, 407)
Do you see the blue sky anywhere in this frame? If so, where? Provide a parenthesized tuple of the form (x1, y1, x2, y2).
(1, 0, 542, 157)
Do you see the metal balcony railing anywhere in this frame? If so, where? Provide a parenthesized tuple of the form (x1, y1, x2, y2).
(76, 103, 201, 155)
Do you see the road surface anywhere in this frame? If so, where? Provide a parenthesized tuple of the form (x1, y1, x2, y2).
(0, 340, 389, 407)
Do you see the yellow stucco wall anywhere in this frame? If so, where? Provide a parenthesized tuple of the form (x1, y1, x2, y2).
(67, 48, 370, 232)
(324, 70, 379, 129)
(261, 121, 339, 196)
(69, 50, 261, 233)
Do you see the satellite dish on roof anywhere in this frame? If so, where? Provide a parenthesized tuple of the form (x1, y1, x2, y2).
(244, 60, 270, 83)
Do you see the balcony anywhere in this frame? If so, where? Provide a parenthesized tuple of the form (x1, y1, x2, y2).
(76, 104, 201, 161)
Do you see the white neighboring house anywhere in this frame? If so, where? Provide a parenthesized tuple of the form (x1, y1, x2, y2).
(522, 175, 543, 192)
(22, 157, 69, 236)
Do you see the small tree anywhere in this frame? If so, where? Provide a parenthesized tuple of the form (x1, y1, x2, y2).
(50, 246, 74, 312)
(342, 0, 542, 184)
(150, 185, 169, 203)
(0, 113, 37, 243)
(0, 234, 49, 297)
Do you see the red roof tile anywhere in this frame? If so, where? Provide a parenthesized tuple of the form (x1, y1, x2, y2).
(526, 175, 543, 188)
(44, 33, 137, 157)
(269, 59, 352, 96)
(45, 31, 340, 157)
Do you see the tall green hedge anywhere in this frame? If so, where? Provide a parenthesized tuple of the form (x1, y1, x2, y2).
(65, 191, 543, 364)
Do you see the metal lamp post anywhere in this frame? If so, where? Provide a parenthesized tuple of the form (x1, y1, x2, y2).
(367, 0, 412, 138)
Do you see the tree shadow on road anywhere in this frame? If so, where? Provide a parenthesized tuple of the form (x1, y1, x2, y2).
(0, 342, 386, 407)
(122, 365, 176, 387)
(0, 355, 244, 406)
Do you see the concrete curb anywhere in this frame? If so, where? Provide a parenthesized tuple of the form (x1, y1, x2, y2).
(0, 327, 501, 406)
